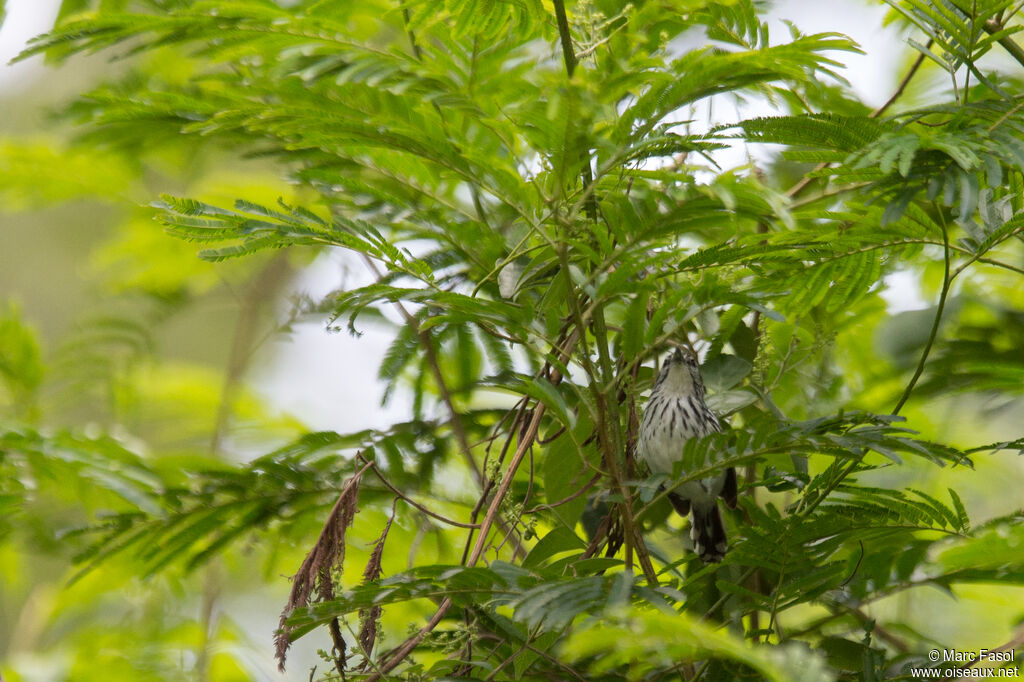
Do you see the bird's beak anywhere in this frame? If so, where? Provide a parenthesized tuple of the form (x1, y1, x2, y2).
(671, 348, 684, 362)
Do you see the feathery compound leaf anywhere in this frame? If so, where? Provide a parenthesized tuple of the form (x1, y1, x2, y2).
(948, 488, 970, 533)
(739, 114, 885, 151)
(156, 194, 396, 262)
(511, 576, 608, 631)
(780, 249, 882, 315)
(618, 35, 861, 143)
(562, 607, 828, 682)
(405, 0, 545, 42)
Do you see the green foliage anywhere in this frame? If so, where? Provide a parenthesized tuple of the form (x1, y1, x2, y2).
(0, 305, 43, 419)
(562, 606, 834, 682)
(4, 0, 1024, 680)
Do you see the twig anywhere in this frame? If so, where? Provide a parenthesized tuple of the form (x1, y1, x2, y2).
(359, 257, 505, 521)
(357, 455, 481, 529)
(553, 0, 577, 77)
(551, 0, 599, 222)
(371, 597, 453, 680)
(840, 540, 865, 587)
(472, 632, 589, 681)
(987, 98, 1024, 133)
(892, 218, 950, 416)
(702, 566, 757, 620)
(524, 472, 601, 513)
(467, 405, 549, 566)
(365, 405, 550, 681)
(211, 253, 292, 453)
(367, 329, 580, 680)
(461, 400, 529, 563)
(871, 45, 932, 118)
(554, 244, 657, 584)
(463, 323, 580, 563)
(400, 7, 423, 61)
(847, 606, 910, 653)
(400, 9, 493, 230)
(486, 639, 532, 681)
(976, 255, 1024, 276)
(985, 18, 1024, 69)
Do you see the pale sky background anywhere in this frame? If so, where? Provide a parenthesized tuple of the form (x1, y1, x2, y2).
(0, 0, 60, 89)
(0, 0, 929, 432)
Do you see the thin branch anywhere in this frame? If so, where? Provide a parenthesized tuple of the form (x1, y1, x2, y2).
(357, 455, 481, 529)
(985, 18, 1024, 69)
(366, 405, 550, 681)
(787, 216, 956, 556)
(368, 329, 580, 679)
(359, 255, 484, 485)
(472, 632, 589, 681)
(518, 642, 588, 681)
(361, 254, 528, 560)
(211, 253, 292, 453)
(848, 606, 910, 653)
(400, 7, 423, 60)
(485, 639, 532, 681)
(872, 44, 932, 118)
(399, 8, 492, 229)
(957, 626, 1024, 672)
(370, 597, 453, 680)
(702, 567, 757, 620)
(553, 0, 577, 78)
(466, 403, 549, 567)
(766, 531, 791, 640)
(524, 472, 601, 513)
(892, 219, 951, 416)
(987, 98, 1024, 133)
(554, 244, 657, 584)
(550, 0, 600, 222)
(463, 400, 531, 563)
(976, 255, 1024, 276)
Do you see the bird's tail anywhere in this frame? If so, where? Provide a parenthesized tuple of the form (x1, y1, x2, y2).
(690, 504, 727, 563)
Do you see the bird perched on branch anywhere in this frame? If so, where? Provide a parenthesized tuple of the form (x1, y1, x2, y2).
(637, 347, 738, 562)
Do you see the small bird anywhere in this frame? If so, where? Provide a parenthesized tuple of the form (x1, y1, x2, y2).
(636, 347, 738, 562)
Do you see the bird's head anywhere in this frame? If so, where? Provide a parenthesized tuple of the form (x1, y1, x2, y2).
(654, 346, 706, 397)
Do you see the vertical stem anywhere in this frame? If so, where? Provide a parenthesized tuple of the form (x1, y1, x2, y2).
(360, 256, 484, 483)
(204, 254, 290, 679)
(555, 247, 657, 583)
(401, 7, 423, 60)
(551, 0, 598, 221)
(553, 0, 577, 78)
(592, 307, 658, 582)
(194, 564, 221, 682)
(548, 0, 645, 580)
(211, 254, 292, 453)
(892, 220, 951, 416)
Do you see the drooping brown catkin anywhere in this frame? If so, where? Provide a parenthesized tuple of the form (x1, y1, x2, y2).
(357, 501, 395, 668)
(275, 461, 370, 672)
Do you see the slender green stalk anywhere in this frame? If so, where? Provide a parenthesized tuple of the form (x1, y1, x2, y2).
(892, 220, 951, 416)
